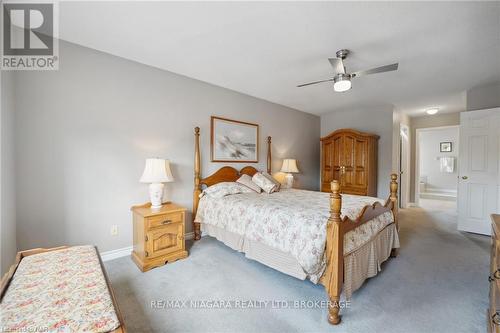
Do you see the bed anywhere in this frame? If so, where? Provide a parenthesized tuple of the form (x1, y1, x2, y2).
(0, 246, 126, 333)
(191, 127, 399, 325)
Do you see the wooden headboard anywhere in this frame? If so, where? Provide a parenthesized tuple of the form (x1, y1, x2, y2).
(199, 166, 259, 188)
(192, 127, 272, 239)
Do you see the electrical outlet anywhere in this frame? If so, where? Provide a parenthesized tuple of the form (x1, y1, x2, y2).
(110, 225, 118, 236)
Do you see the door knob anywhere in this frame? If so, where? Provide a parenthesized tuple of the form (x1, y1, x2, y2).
(461, 176, 468, 180)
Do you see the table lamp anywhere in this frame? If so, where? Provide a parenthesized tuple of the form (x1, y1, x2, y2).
(140, 158, 174, 208)
(280, 159, 299, 189)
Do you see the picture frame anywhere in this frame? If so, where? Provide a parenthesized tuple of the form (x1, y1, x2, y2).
(211, 116, 259, 163)
(440, 142, 452, 152)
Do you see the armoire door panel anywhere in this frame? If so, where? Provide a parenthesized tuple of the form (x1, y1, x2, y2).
(343, 135, 355, 168)
(355, 140, 367, 168)
(322, 141, 333, 184)
(332, 135, 343, 183)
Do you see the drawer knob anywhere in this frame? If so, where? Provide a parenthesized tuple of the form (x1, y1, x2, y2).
(145, 251, 149, 257)
(162, 220, 172, 225)
(492, 312, 500, 325)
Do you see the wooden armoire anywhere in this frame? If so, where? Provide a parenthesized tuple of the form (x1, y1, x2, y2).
(321, 129, 379, 196)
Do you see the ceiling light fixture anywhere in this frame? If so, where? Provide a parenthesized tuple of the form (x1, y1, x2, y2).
(426, 108, 439, 115)
(333, 73, 351, 92)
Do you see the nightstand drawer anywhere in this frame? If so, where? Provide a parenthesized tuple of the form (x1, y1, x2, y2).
(145, 222, 184, 258)
(147, 211, 183, 229)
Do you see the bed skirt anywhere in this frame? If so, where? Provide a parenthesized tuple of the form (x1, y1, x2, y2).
(201, 222, 399, 298)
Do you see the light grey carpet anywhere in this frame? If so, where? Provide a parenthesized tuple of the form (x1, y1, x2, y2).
(105, 199, 489, 333)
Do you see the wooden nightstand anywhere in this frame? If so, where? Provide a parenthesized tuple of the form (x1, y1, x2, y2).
(131, 202, 188, 272)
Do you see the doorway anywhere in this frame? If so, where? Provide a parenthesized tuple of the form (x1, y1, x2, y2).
(415, 126, 459, 210)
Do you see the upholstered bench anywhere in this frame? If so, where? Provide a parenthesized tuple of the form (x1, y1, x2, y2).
(0, 246, 125, 332)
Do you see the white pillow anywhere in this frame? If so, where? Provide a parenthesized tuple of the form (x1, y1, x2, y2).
(262, 172, 281, 192)
(236, 174, 262, 193)
(252, 172, 278, 194)
(201, 182, 253, 198)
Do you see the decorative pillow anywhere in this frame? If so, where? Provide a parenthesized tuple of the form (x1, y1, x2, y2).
(252, 172, 278, 194)
(236, 174, 262, 193)
(201, 182, 253, 198)
(262, 172, 281, 192)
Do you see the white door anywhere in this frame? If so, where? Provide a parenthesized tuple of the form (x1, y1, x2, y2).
(458, 108, 500, 235)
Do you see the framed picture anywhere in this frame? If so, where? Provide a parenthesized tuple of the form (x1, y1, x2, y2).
(440, 142, 452, 152)
(211, 116, 259, 163)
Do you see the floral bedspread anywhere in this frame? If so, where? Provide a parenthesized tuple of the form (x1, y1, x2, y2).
(0, 245, 121, 333)
(195, 189, 395, 282)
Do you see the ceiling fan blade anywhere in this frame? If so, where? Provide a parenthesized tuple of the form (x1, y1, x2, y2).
(352, 63, 398, 78)
(297, 78, 334, 88)
(328, 57, 345, 74)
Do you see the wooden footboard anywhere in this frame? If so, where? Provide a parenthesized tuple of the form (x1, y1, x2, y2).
(0, 246, 126, 333)
(322, 175, 398, 325)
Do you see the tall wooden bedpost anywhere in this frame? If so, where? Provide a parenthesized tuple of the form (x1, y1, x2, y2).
(267, 136, 272, 174)
(389, 173, 399, 257)
(389, 173, 398, 226)
(193, 127, 201, 240)
(325, 180, 343, 325)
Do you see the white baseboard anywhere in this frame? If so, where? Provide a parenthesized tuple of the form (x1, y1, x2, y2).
(101, 246, 133, 262)
(100, 232, 195, 262)
(407, 202, 417, 207)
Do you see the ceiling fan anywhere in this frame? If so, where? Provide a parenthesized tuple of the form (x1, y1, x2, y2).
(297, 49, 399, 92)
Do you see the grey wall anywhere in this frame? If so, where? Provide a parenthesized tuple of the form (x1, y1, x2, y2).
(409, 113, 460, 202)
(1, 71, 17, 274)
(14, 41, 320, 253)
(419, 127, 459, 192)
(466, 82, 500, 111)
(320, 106, 395, 198)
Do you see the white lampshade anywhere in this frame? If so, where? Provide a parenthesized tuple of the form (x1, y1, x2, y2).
(280, 159, 299, 173)
(140, 158, 174, 183)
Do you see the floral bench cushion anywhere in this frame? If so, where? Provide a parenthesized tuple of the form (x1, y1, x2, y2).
(0, 245, 120, 333)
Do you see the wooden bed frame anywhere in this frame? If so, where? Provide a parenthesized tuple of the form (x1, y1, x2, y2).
(192, 126, 398, 325)
(0, 246, 126, 333)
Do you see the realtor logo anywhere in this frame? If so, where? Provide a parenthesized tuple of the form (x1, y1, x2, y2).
(1, 1, 59, 70)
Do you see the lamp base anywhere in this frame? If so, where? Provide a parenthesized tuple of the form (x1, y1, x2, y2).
(284, 173, 294, 189)
(149, 183, 165, 209)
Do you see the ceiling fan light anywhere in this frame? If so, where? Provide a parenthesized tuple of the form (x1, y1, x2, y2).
(426, 108, 439, 115)
(333, 74, 351, 92)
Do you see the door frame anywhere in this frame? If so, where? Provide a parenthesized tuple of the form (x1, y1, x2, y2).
(399, 124, 410, 208)
(414, 125, 459, 207)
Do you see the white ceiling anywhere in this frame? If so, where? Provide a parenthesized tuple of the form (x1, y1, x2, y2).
(58, 1, 500, 116)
